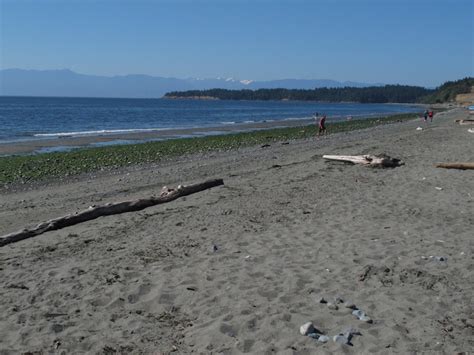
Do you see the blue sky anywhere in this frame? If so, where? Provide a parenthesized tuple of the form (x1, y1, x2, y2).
(1, 0, 472, 87)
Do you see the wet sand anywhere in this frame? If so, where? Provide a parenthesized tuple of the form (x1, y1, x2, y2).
(0, 108, 472, 354)
(0, 119, 314, 155)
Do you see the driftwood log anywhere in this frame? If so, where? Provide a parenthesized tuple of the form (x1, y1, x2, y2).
(435, 163, 474, 170)
(0, 178, 224, 247)
(455, 119, 474, 125)
(323, 154, 404, 168)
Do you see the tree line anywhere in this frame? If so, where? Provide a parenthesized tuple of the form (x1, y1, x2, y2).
(164, 77, 474, 104)
(165, 85, 433, 103)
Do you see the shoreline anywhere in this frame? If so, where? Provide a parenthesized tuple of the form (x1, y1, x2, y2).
(0, 113, 421, 184)
(0, 118, 315, 156)
(0, 109, 424, 156)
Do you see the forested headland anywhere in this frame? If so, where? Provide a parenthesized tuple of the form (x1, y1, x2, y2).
(164, 77, 473, 104)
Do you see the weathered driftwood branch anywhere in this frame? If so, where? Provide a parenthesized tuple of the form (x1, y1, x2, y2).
(455, 119, 474, 125)
(323, 154, 404, 168)
(0, 179, 224, 247)
(435, 163, 474, 170)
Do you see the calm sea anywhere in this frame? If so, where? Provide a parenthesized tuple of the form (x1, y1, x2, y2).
(0, 96, 420, 143)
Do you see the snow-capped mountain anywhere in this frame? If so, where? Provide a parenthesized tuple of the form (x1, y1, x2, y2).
(0, 69, 381, 98)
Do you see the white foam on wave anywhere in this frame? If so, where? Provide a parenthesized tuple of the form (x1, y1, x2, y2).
(34, 127, 170, 137)
(221, 121, 236, 125)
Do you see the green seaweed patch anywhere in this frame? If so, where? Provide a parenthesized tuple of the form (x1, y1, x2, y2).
(0, 113, 416, 184)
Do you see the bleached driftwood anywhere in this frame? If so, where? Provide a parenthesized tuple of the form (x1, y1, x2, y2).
(0, 179, 224, 247)
(455, 119, 474, 125)
(323, 154, 403, 168)
(435, 163, 474, 170)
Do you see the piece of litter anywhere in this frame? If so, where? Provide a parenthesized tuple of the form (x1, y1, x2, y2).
(435, 187, 443, 191)
(244, 255, 250, 259)
(416, 127, 423, 131)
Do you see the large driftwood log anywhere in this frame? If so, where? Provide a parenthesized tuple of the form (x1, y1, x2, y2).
(435, 163, 474, 170)
(0, 179, 224, 247)
(323, 154, 404, 168)
(455, 119, 474, 125)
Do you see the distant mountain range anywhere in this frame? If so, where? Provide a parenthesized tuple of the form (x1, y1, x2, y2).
(0, 69, 383, 98)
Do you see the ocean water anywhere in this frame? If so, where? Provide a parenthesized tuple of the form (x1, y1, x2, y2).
(0, 96, 420, 143)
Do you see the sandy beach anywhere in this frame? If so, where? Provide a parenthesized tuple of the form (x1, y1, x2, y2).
(0, 108, 472, 354)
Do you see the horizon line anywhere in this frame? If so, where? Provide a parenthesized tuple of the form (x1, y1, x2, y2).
(0, 67, 402, 87)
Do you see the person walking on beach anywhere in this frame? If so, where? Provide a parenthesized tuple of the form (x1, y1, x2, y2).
(428, 110, 434, 122)
(423, 109, 429, 123)
(318, 114, 327, 136)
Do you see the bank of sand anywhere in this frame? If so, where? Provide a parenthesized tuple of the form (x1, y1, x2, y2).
(0, 108, 472, 354)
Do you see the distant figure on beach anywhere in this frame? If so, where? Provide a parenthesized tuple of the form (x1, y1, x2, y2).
(423, 110, 429, 122)
(428, 110, 434, 122)
(318, 114, 327, 136)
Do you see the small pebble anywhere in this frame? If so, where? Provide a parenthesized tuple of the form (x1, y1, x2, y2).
(300, 322, 315, 336)
(300, 322, 328, 342)
(344, 301, 357, 309)
(352, 309, 372, 323)
(308, 333, 329, 343)
(333, 334, 349, 345)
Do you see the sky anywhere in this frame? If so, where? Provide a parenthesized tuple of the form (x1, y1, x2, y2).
(0, 0, 473, 87)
